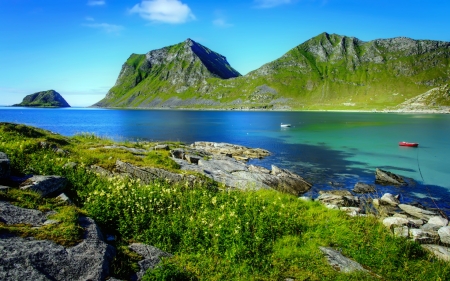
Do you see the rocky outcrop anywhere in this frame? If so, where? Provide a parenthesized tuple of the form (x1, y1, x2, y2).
(375, 168, 408, 186)
(352, 182, 376, 193)
(13, 90, 70, 108)
(0, 216, 115, 281)
(19, 175, 67, 197)
(319, 247, 369, 273)
(128, 243, 172, 281)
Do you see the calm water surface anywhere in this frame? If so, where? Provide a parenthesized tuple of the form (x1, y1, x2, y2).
(1, 107, 449, 212)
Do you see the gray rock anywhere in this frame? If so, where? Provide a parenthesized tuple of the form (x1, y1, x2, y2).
(422, 244, 450, 261)
(192, 141, 270, 159)
(317, 193, 360, 207)
(0, 201, 50, 226)
(170, 149, 185, 159)
(154, 144, 169, 150)
(380, 193, 400, 206)
(128, 243, 172, 281)
(63, 162, 78, 169)
(319, 190, 352, 196)
(409, 228, 439, 244)
(88, 165, 114, 178)
(102, 145, 148, 155)
(398, 204, 438, 220)
(19, 175, 67, 197)
(428, 216, 448, 227)
(353, 182, 375, 193)
(56, 192, 72, 204)
(0, 216, 115, 281)
(0, 152, 11, 180)
(383, 217, 409, 229)
(319, 247, 369, 273)
(421, 223, 443, 232)
(438, 226, 450, 245)
(393, 226, 409, 238)
(375, 168, 407, 186)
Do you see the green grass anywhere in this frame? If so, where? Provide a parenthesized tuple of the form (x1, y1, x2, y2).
(0, 123, 449, 280)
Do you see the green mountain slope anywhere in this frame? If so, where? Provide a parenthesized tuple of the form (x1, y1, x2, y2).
(94, 33, 450, 110)
(13, 90, 70, 107)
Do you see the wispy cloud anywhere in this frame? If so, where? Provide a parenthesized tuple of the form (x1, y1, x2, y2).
(85, 16, 95, 21)
(83, 23, 124, 33)
(254, 0, 293, 8)
(212, 10, 233, 28)
(129, 0, 195, 24)
(87, 0, 106, 6)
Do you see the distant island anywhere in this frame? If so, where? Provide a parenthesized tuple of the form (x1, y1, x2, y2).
(13, 90, 70, 108)
(93, 32, 450, 111)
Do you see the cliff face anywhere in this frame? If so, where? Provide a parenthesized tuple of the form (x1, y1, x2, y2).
(14, 90, 70, 108)
(94, 39, 241, 108)
(94, 33, 450, 110)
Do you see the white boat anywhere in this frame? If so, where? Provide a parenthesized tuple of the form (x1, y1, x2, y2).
(280, 123, 291, 127)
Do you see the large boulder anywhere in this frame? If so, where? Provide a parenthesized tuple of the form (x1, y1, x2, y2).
(0, 152, 11, 180)
(422, 244, 450, 262)
(0, 201, 51, 226)
(375, 168, 407, 186)
(438, 226, 450, 245)
(380, 193, 400, 206)
(353, 182, 375, 193)
(317, 193, 360, 208)
(191, 141, 270, 160)
(19, 175, 67, 197)
(382, 217, 409, 229)
(0, 216, 115, 281)
(128, 243, 172, 281)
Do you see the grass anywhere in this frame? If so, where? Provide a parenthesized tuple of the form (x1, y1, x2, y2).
(0, 122, 449, 280)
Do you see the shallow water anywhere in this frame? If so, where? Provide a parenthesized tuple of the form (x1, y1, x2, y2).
(1, 107, 449, 212)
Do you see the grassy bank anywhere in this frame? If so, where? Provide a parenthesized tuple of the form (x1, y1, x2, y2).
(0, 122, 449, 280)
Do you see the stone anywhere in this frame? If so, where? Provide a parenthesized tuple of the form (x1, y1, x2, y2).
(319, 247, 369, 273)
(421, 223, 443, 232)
(128, 243, 172, 281)
(428, 216, 448, 227)
(317, 193, 360, 207)
(0, 201, 50, 226)
(353, 182, 376, 193)
(88, 165, 114, 178)
(380, 193, 400, 206)
(393, 226, 409, 238)
(325, 204, 339, 210)
(319, 190, 352, 196)
(422, 244, 450, 262)
(154, 144, 169, 150)
(56, 192, 72, 203)
(375, 168, 407, 186)
(19, 175, 67, 197)
(383, 217, 409, 229)
(409, 228, 439, 244)
(398, 204, 438, 220)
(0, 216, 115, 281)
(63, 162, 78, 169)
(0, 152, 11, 180)
(438, 226, 450, 245)
(170, 148, 185, 159)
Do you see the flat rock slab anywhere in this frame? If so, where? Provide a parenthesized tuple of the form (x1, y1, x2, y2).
(19, 175, 67, 197)
(0, 216, 115, 281)
(398, 204, 438, 220)
(422, 244, 450, 262)
(128, 243, 172, 281)
(0, 201, 50, 226)
(319, 247, 369, 273)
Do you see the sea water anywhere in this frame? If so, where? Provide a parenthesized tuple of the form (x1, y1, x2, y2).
(1, 107, 449, 212)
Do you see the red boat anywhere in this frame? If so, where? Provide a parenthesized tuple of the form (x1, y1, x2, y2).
(399, 141, 419, 147)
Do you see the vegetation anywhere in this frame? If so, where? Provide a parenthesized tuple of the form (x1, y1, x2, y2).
(1, 123, 449, 280)
(94, 33, 450, 110)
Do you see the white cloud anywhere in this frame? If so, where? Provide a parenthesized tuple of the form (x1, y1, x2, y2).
(87, 0, 106, 6)
(129, 0, 195, 24)
(85, 16, 95, 21)
(213, 18, 233, 28)
(254, 0, 293, 8)
(83, 23, 124, 33)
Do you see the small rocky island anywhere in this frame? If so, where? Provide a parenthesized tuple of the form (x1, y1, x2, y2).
(13, 90, 70, 108)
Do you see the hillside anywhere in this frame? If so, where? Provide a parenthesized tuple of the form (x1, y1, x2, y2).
(13, 90, 70, 108)
(94, 33, 450, 110)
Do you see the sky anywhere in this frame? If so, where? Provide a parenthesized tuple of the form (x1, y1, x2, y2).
(1, 0, 449, 107)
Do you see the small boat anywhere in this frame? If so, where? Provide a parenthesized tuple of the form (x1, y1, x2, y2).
(399, 141, 419, 147)
(280, 123, 291, 127)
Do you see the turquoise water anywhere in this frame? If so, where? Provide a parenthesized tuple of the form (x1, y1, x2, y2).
(1, 107, 449, 212)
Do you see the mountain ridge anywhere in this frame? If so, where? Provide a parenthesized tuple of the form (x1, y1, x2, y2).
(93, 33, 450, 110)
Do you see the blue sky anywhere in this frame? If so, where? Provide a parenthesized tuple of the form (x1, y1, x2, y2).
(1, 0, 449, 107)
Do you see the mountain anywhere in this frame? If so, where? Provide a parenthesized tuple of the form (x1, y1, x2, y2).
(94, 33, 450, 110)
(13, 90, 70, 107)
(93, 39, 241, 108)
